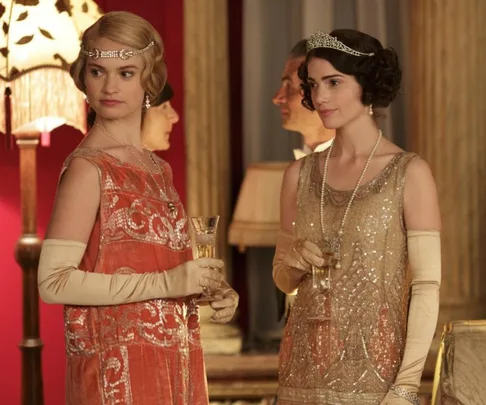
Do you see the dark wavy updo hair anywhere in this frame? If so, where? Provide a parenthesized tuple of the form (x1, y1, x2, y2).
(299, 29, 401, 111)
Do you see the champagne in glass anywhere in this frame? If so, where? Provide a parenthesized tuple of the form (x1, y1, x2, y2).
(190, 215, 220, 259)
(195, 239, 216, 259)
(190, 215, 221, 302)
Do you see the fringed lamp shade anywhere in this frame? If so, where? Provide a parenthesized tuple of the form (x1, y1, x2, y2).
(0, 0, 103, 139)
(228, 162, 290, 251)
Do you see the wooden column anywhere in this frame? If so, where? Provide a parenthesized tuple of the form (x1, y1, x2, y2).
(14, 131, 44, 405)
(184, 0, 241, 354)
(408, 0, 486, 371)
(184, 0, 231, 275)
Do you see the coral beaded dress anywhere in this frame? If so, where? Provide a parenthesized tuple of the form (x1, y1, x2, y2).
(62, 148, 208, 405)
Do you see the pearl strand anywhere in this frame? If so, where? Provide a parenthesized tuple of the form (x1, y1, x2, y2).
(319, 130, 383, 269)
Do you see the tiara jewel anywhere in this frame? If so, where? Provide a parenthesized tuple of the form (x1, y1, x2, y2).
(307, 31, 374, 57)
(80, 40, 155, 60)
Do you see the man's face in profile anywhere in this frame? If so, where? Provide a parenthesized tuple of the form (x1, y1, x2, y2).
(272, 57, 316, 132)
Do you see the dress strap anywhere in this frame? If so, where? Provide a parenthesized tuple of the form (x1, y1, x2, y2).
(396, 152, 421, 184)
(62, 148, 107, 169)
(59, 148, 106, 185)
(297, 153, 317, 195)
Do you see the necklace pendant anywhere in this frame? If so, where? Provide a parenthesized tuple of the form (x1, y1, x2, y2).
(335, 260, 342, 270)
(167, 202, 176, 213)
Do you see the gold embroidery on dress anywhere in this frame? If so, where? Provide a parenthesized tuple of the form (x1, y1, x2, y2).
(278, 152, 418, 404)
(104, 173, 120, 191)
(102, 198, 190, 249)
(64, 280, 201, 356)
(102, 345, 133, 404)
(60, 148, 205, 404)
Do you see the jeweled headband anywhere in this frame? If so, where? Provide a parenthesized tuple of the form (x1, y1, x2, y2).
(80, 40, 155, 60)
(307, 31, 374, 57)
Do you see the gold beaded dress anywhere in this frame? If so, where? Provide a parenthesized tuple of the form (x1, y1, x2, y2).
(277, 151, 418, 404)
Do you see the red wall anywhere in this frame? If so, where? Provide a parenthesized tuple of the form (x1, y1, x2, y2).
(0, 1, 184, 404)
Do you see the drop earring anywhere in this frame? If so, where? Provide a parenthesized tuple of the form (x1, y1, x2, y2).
(368, 105, 373, 116)
(144, 94, 151, 109)
(84, 94, 90, 104)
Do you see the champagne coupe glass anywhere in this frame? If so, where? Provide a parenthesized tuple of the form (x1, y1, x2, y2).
(190, 215, 221, 302)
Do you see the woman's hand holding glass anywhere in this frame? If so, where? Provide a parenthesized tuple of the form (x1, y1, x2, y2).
(209, 285, 239, 323)
(287, 239, 326, 275)
(306, 240, 336, 322)
(164, 258, 224, 297)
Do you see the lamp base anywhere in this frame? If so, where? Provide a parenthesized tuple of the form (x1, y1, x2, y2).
(14, 130, 44, 405)
(40, 131, 50, 147)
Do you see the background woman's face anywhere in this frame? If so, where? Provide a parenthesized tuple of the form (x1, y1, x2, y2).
(142, 101, 179, 151)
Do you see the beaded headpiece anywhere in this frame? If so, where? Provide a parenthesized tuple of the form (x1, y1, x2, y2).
(80, 40, 155, 60)
(307, 31, 374, 57)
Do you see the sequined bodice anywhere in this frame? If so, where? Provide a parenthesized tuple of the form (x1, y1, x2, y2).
(278, 151, 418, 405)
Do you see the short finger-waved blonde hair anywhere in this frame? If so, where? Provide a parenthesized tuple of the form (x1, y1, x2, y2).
(70, 11, 166, 104)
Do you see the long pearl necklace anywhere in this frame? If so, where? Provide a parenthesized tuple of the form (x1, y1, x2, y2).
(320, 130, 382, 269)
(96, 123, 177, 214)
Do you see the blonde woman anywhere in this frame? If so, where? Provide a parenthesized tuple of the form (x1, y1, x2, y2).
(38, 11, 238, 405)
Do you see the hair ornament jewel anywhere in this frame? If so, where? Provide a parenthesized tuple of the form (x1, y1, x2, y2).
(307, 31, 374, 57)
(80, 40, 155, 60)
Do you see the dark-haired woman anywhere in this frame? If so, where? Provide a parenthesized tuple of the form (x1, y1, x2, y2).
(141, 83, 179, 151)
(87, 83, 179, 153)
(272, 29, 441, 405)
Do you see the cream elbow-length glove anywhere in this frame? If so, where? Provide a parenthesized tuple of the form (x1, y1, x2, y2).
(38, 239, 224, 306)
(381, 230, 441, 405)
(272, 229, 329, 294)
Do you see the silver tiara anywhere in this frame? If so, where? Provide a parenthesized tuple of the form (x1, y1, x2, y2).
(307, 31, 374, 57)
(80, 41, 155, 60)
